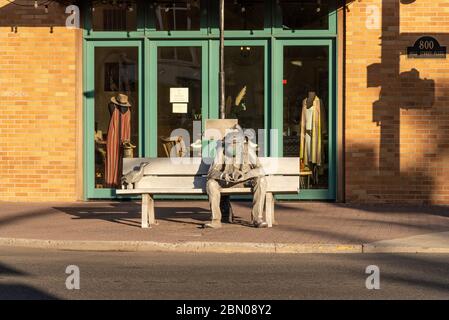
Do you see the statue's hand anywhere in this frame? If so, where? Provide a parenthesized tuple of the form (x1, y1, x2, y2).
(232, 171, 244, 182)
(220, 172, 231, 182)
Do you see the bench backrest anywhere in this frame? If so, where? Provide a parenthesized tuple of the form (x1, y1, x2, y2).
(122, 157, 300, 193)
(123, 157, 299, 176)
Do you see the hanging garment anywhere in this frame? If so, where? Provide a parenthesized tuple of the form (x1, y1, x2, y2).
(105, 105, 131, 187)
(299, 96, 324, 166)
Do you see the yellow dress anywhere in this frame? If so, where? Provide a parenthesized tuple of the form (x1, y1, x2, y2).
(299, 96, 325, 167)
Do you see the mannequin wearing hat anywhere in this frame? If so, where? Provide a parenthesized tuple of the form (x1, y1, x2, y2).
(105, 93, 132, 188)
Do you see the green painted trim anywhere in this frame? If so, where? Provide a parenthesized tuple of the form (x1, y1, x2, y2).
(148, 40, 158, 157)
(277, 189, 330, 200)
(82, 36, 88, 200)
(144, 38, 151, 156)
(271, 37, 281, 157)
(209, 39, 219, 120)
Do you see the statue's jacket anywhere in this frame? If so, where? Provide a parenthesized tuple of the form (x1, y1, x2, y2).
(207, 141, 265, 186)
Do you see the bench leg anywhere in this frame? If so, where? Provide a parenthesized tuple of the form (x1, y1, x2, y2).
(265, 192, 275, 228)
(141, 194, 155, 228)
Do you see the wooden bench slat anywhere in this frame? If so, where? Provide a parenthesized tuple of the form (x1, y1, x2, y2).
(117, 187, 297, 195)
(117, 188, 206, 195)
(117, 188, 257, 195)
(118, 176, 299, 194)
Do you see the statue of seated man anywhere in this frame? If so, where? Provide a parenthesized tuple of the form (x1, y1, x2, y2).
(204, 125, 268, 229)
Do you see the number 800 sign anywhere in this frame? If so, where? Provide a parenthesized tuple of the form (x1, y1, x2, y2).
(407, 36, 446, 59)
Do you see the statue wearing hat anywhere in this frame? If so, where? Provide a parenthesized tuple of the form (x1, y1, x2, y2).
(105, 93, 135, 187)
(205, 124, 268, 229)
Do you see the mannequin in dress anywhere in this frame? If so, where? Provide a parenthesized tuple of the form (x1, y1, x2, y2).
(105, 93, 132, 187)
(299, 91, 324, 171)
(304, 91, 316, 163)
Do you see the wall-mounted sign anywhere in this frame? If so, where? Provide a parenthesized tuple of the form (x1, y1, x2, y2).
(407, 36, 446, 59)
(172, 103, 188, 114)
(170, 87, 189, 103)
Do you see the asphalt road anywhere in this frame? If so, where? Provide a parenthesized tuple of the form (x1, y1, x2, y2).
(0, 247, 448, 300)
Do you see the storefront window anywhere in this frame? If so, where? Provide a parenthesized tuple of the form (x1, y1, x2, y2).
(91, 1, 138, 31)
(278, 0, 329, 30)
(157, 47, 202, 157)
(224, 46, 264, 136)
(224, 0, 264, 30)
(283, 46, 328, 189)
(153, 0, 201, 31)
(94, 47, 139, 189)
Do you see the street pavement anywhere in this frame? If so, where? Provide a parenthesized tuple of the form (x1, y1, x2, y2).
(1, 247, 449, 300)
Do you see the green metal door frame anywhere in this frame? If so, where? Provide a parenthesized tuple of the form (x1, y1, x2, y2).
(84, 40, 144, 199)
(82, 1, 338, 200)
(273, 39, 337, 200)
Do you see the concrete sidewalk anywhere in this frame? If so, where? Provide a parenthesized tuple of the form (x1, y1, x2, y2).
(0, 200, 449, 253)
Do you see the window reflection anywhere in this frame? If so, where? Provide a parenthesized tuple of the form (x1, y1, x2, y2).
(225, 46, 264, 138)
(92, 1, 137, 31)
(224, 0, 264, 30)
(278, 0, 330, 30)
(283, 46, 329, 189)
(153, 0, 201, 31)
(157, 47, 202, 157)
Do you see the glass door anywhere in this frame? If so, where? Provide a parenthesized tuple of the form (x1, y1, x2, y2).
(148, 40, 209, 158)
(274, 39, 336, 200)
(210, 39, 269, 155)
(84, 41, 143, 199)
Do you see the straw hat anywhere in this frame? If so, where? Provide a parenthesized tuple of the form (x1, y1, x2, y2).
(111, 93, 131, 107)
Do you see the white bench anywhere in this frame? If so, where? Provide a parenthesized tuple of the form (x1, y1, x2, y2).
(116, 157, 300, 228)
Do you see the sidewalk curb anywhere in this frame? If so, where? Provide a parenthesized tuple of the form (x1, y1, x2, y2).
(362, 244, 449, 254)
(3, 237, 448, 254)
(0, 238, 362, 254)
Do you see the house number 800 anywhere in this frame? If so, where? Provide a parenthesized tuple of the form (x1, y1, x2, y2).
(419, 40, 435, 50)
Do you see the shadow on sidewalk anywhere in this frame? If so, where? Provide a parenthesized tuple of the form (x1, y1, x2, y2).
(0, 207, 61, 229)
(54, 203, 212, 228)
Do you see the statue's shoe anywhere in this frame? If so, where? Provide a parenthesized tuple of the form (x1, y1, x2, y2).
(203, 222, 222, 229)
(253, 220, 268, 228)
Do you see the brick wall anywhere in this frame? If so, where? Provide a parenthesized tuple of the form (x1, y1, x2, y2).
(345, 0, 449, 204)
(0, 1, 80, 202)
